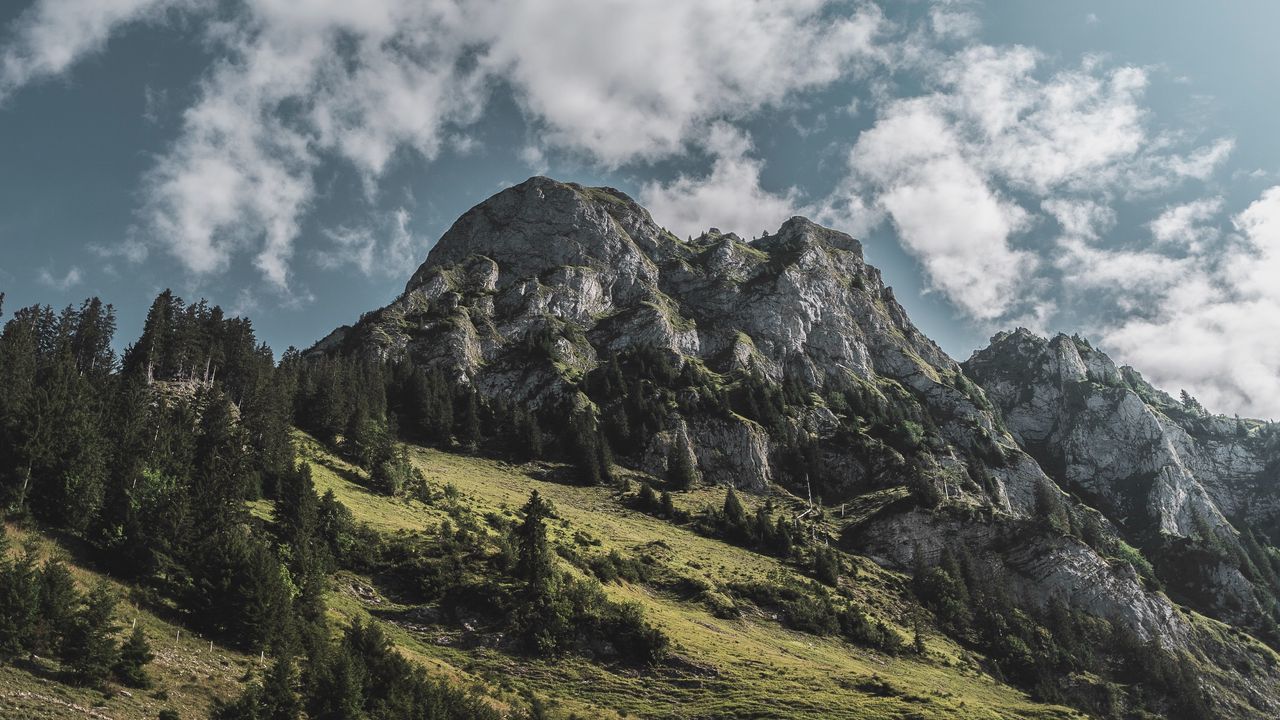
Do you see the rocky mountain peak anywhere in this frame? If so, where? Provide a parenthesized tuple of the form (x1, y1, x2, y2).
(310, 178, 1280, 715)
(405, 176, 675, 297)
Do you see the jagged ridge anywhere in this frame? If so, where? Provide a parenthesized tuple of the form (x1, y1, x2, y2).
(316, 176, 1280, 718)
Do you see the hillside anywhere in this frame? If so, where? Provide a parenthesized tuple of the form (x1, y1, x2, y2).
(0, 526, 255, 719)
(292, 431, 1082, 720)
(1, 432, 1085, 720)
(4, 177, 1280, 719)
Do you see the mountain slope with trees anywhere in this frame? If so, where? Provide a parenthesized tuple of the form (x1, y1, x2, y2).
(2, 178, 1280, 718)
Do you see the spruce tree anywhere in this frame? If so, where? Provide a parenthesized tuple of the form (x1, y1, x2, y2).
(637, 482, 657, 512)
(113, 624, 154, 688)
(260, 654, 301, 720)
(63, 582, 120, 685)
(772, 516, 794, 557)
(723, 487, 748, 528)
(667, 428, 700, 490)
(514, 408, 544, 461)
(659, 491, 675, 518)
(514, 491, 566, 654)
(516, 491, 554, 588)
(814, 546, 841, 586)
(34, 558, 80, 657)
(460, 388, 482, 452)
(0, 540, 39, 663)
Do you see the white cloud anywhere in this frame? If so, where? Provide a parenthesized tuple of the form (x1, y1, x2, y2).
(139, 0, 486, 289)
(483, 0, 887, 166)
(38, 265, 82, 290)
(0, 0, 186, 103)
(1149, 197, 1223, 251)
(842, 96, 1033, 320)
(124, 0, 887, 289)
(1042, 198, 1115, 241)
(1097, 186, 1280, 418)
(639, 124, 806, 240)
(929, 4, 980, 41)
(315, 207, 423, 277)
(841, 41, 1232, 326)
(90, 238, 149, 263)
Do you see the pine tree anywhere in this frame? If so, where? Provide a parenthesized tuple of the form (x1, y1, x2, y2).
(460, 388, 482, 452)
(814, 546, 841, 586)
(516, 491, 554, 588)
(514, 408, 544, 461)
(34, 558, 80, 657)
(260, 654, 301, 720)
(723, 487, 748, 527)
(570, 409, 606, 485)
(772, 516, 794, 557)
(63, 582, 119, 685)
(514, 491, 567, 654)
(113, 625, 154, 688)
(660, 491, 675, 518)
(637, 482, 657, 512)
(0, 539, 39, 663)
(666, 428, 700, 490)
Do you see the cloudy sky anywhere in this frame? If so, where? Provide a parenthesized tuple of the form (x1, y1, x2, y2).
(1, 0, 1279, 418)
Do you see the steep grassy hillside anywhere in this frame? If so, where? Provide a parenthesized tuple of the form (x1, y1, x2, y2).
(0, 527, 255, 720)
(293, 432, 1082, 720)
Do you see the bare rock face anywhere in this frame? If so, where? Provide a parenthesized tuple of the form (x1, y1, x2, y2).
(964, 329, 1280, 630)
(326, 177, 1043, 499)
(317, 177, 1280, 716)
(965, 329, 1279, 540)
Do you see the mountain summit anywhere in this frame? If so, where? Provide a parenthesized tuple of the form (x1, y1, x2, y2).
(313, 177, 1280, 717)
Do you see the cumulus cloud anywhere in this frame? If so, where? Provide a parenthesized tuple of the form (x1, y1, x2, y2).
(1149, 197, 1223, 251)
(1042, 198, 1115, 241)
(482, 0, 887, 166)
(139, 0, 486, 290)
(0, 0, 186, 103)
(1095, 186, 1280, 418)
(69, 0, 885, 289)
(846, 97, 1033, 319)
(639, 124, 806, 240)
(315, 207, 422, 277)
(840, 39, 1232, 325)
(37, 264, 82, 290)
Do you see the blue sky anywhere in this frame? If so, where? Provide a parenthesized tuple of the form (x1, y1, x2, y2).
(2, 0, 1279, 418)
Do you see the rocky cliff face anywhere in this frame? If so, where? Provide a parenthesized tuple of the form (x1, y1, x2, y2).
(965, 329, 1280, 539)
(965, 329, 1280, 631)
(318, 177, 1280, 717)
(322, 177, 1047, 505)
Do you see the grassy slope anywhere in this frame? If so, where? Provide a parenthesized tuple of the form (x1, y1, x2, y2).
(0, 526, 257, 720)
(297, 432, 1082, 720)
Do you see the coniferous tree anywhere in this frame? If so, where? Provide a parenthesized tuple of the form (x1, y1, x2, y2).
(192, 389, 253, 524)
(659, 491, 675, 517)
(460, 387, 482, 452)
(772, 516, 794, 557)
(514, 491, 566, 654)
(667, 427, 700, 490)
(814, 546, 841, 586)
(516, 491, 554, 588)
(62, 582, 119, 686)
(0, 538, 39, 663)
(637, 482, 657, 512)
(514, 408, 544, 461)
(33, 558, 80, 657)
(260, 653, 301, 720)
(723, 487, 748, 528)
(113, 624, 154, 688)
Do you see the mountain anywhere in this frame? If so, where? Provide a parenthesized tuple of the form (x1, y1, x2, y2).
(7, 177, 1280, 719)
(965, 329, 1280, 631)
(308, 176, 1280, 718)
